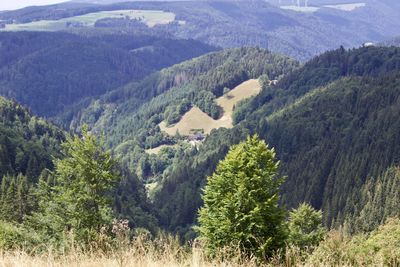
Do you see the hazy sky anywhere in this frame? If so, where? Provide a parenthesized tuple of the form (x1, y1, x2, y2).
(0, 0, 67, 11)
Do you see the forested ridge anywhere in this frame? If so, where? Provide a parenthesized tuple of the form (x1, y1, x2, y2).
(0, 39, 399, 241)
(151, 46, 400, 237)
(62, 48, 298, 189)
(2, 0, 400, 61)
(0, 96, 157, 233)
(0, 31, 215, 117)
(0, 0, 398, 264)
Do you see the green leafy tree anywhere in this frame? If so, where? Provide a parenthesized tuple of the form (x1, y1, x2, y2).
(197, 135, 287, 259)
(288, 203, 326, 249)
(30, 127, 120, 243)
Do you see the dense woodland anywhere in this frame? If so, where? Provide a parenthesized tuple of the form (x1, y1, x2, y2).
(0, 96, 158, 234)
(0, 39, 399, 241)
(0, 2, 399, 261)
(148, 46, 400, 237)
(1, 0, 400, 60)
(65, 48, 297, 186)
(0, 31, 215, 117)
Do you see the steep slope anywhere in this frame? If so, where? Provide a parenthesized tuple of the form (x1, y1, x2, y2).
(264, 74, 400, 227)
(64, 47, 298, 187)
(0, 31, 215, 117)
(0, 96, 64, 183)
(0, 96, 158, 231)
(153, 46, 400, 235)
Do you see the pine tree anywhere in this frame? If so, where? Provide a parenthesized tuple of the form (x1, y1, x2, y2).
(197, 135, 287, 259)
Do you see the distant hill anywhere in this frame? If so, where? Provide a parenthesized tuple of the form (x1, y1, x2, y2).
(0, 31, 215, 117)
(1, 1, 400, 60)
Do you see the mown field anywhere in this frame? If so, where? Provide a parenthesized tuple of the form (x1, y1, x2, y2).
(1, 10, 175, 31)
(159, 79, 261, 136)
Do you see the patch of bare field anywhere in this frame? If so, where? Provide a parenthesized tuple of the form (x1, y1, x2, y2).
(160, 79, 261, 136)
(145, 144, 175, 155)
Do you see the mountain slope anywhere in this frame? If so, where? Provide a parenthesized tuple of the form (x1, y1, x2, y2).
(0, 96, 64, 183)
(2, 1, 400, 60)
(63, 47, 298, 185)
(0, 95, 158, 231)
(0, 31, 215, 117)
(152, 46, 400, 235)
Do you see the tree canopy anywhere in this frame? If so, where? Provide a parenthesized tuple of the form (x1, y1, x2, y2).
(197, 135, 287, 259)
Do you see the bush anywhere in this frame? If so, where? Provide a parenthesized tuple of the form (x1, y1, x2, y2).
(287, 203, 326, 249)
(0, 221, 40, 250)
(307, 217, 400, 266)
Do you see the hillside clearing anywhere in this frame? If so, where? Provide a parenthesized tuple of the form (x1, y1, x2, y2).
(145, 144, 175, 155)
(160, 79, 261, 136)
(1, 10, 175, 31)
(324, 3, 366, 11)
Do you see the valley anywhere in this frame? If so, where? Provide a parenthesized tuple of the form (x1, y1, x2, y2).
(0, 0, 399, 266)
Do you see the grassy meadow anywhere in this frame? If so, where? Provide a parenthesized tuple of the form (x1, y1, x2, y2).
(159, 79, 261, 136)
(1, 10, 175, 31)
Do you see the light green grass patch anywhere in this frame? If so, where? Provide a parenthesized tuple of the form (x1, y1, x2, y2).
(1, 10, 175, 32)
(324, 3, 366, 11)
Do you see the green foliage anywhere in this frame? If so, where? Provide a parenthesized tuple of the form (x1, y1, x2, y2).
(0, 31, 215, 117)
(344, 166, 400, 234)
(70, 47, 297, 195)
(0, 220, 40, 250)
(30, 128, 121, 243)
(0, 174, 35, 223)
(197, 135, 287, 259)
(307, 218, 400, 266)
(153, 46, 400, 237)
(164, 99, 191, 126)
(287, 203, 326, 249)
(0, 96, 64, 183)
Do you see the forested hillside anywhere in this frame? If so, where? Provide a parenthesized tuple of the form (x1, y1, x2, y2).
(0, 96, 157, 232)
(0, 31, 215, 117)
(2, 0, 400, 60)
(0, 97, 64, 182)
(63, 48, 298, 189)
(0, 1, 399, 265)
(153, 46, 400, 236)
(0, 96, 63, 222)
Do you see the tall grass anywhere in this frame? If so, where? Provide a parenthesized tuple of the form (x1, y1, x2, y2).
(1, 218, 399, 267)
(0, 234, 259, 267)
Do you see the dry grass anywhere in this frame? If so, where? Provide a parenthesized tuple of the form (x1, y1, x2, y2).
(160, 79, 261, 136)
(145, 144, 175, 155)
(0, 232, 396, 267)
(216, 79, 261, 120)
(0, 235, 260, 267)
(160, 106, 222, 136)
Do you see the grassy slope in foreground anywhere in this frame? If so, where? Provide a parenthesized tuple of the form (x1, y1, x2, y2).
(1, 10, 175, 31)
(159, 79, 261, 136)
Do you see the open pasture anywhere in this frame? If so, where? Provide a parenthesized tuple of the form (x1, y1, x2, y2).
(160, 79, 261, 136)
(1, 10, 175, 31)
